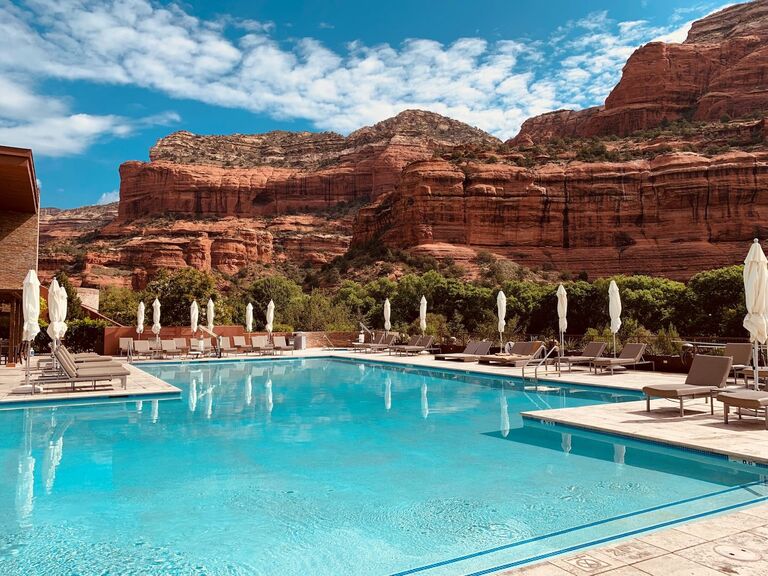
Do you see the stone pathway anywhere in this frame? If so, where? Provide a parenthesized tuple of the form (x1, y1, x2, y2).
(498, 503, 768, 575)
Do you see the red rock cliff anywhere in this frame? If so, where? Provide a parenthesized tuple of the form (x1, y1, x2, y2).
(511, 0, 768, 143)
(354, 152, 768, 279)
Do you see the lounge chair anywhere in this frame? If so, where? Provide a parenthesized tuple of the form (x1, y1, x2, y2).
(725, 342, 759, 384)
(435, 341, 492, 362)
(366, 333, 398, 353)
(272, 335, 294, 355)
(389, 335, 420, 355)
(218, 336, 238, 356)
(251, 335, 272, 355)
(478, 341, 545, 366)
(558, 342, 607, 372)
(392, 335, 434, 356)
(591, 343, 647, 374)
(161, 339, 183, 358)
(717, 390, 768, 429)
(233, 335, 253, 353)
(132, 340, 152, 360)
(119, 337, 133, 356)
(352, 333, 384, 352)
(642, 354, 732, 417)
(39, 347, 130, 391)
(174, 337, 189, 356)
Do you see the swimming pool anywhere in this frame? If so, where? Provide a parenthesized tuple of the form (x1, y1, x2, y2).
(0, 357, 766, 575)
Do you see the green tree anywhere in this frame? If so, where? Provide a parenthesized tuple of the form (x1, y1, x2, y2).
(142, 268, 223, 326)
(242, 275, 303, 329)
(99, 287, 141, 326)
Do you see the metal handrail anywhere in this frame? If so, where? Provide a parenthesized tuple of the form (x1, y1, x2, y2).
(524, 345, 561, 381)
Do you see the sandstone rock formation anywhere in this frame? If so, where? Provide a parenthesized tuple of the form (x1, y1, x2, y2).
(510, 0, 768, 143)
(354, 152, 768, 279)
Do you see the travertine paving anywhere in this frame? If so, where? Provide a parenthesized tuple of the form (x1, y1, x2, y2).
(0, 357, 179, 405)
(497, 503, 768, 576)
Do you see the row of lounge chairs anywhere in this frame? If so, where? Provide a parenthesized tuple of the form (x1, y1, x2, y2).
(351, 334, 435, 356)
(121, 336, 293, 359)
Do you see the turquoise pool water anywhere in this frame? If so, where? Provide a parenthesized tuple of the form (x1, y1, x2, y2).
(0, 358, 766, 575)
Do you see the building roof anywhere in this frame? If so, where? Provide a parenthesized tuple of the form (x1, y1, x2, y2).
(0, 146, 39, 213)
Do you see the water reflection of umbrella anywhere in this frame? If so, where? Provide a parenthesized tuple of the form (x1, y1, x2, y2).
(420, 382, 429, 419)
(265, 378, 273, 413)
(561, 433, 572, 454)
(613, 444, 626, 465)
(188, 377, 198, 412)
(136, 400, 143, 413)
(245, 374, 253, 406)
(384, 376, 392, 411)
(151, 400, 159, 423)
(16, 410, 36, 523)
(499, 390, 510, 438)
(42, 437, 63, 495)
(205, 383, 213, 419)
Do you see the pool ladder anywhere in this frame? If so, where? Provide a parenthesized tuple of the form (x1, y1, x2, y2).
(523, 345, 562, 382)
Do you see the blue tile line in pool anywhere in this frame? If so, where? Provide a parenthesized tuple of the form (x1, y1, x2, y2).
(391, 482, 768, 576)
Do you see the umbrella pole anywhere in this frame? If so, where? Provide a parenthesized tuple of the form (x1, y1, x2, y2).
(754, 340, 760, 390)
(559, 330, 564, 358)
(25, 341, 32, 394)
(499, 331, 503, 354)
(613, 333, 617, 358)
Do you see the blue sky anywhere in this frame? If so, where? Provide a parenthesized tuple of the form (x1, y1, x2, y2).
(0, 0, 731, 208)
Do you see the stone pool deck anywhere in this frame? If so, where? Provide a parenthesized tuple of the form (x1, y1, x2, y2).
(0, 357, 180, 406)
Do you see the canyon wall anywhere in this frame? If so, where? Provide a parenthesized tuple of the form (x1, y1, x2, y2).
(354, 152, 768, 278)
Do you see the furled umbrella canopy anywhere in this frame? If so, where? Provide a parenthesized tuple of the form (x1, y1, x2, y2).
(383, 298, 391, 332)
(22, 270, 40, 343)
(608, 280, 622, 357)
(497, 291, 507, 349)
(265, 300, 275, 335)
(151, 298, 161, 338)
(136, 302, 145, 336)
(190, 300, 199, 334)
(556, 284, 568, 356)
(54, 280, 68, 340)
(246, 302, 254, 333)
(743, 239, 768, 388)
(22, 270, 41, 391)
(206, 298, 215, 333)
(46, 278, 60, 342)
(419, 296, 427, 334)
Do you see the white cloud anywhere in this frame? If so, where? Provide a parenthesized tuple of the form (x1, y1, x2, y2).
(97, 190, 120, 205)
(0, 74, 180, 156)
(0, 0, 734, 142)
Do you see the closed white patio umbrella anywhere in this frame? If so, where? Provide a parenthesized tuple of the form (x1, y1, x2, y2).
(246, 302, 254, 333)
(206, 298, 215, 333)
(46, 279, 59, 344)
(497, 291, 507, 351)
(266, 300, 275, 337)
(419, 296, 427, 335)
(190, 300, 199, 334)
(557, 284, 568, 357)
(743, 239, 768, 389)
(22, 270, 41, 392)
(151, 298, 161, 344)
(383, 298, 391, 333)
(136, 301, 145, 338)
(608, 280, 622, 357)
